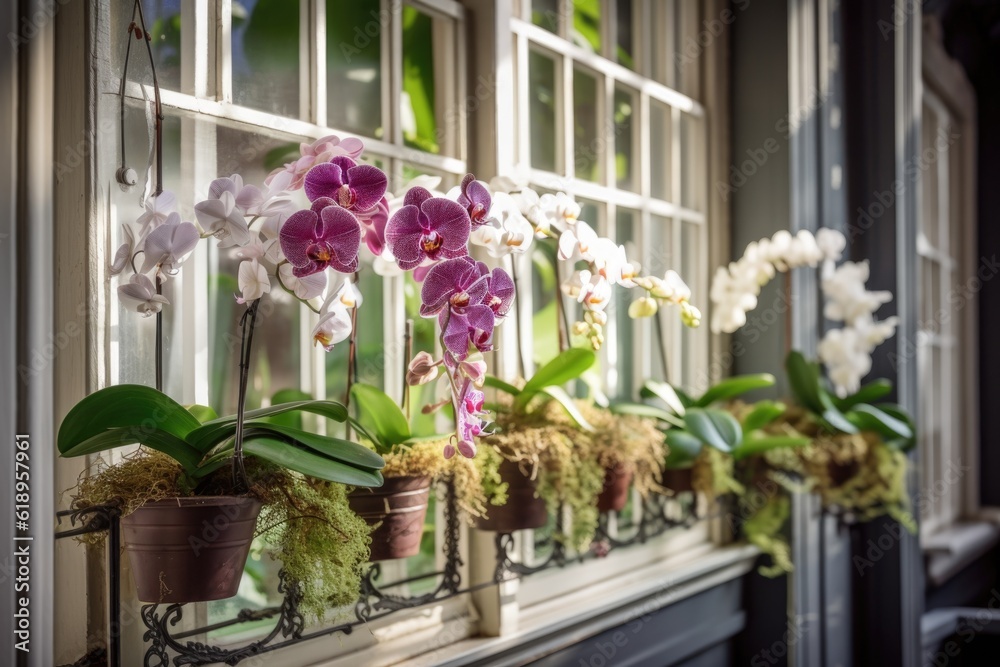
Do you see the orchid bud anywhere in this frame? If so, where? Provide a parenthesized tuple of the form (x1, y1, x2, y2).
(406, 350, 441, 386)
(459, 352, 487, 386)
(457, 440, 477, 458)
(443, 443, 457, 459)
(628, 296, 659, 319)
(681, 302, 702, 328)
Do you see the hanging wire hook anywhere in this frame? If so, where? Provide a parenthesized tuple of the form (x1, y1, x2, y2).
(117, 0, 164, 199)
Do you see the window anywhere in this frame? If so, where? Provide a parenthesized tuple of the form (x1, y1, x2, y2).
(916, 86, 976, 537)
(504, 0, 716, 605)
(60, 0, 730, 662)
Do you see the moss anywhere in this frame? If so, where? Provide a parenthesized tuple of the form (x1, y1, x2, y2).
(70, 449, 371, 620)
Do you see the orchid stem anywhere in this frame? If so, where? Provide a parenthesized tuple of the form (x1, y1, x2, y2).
(155, 276, 163, 391)
(509, 255, 527, 378)
(553, 257, 570, 353)
(344, 274, 359, 440)
(402, 319, 413, 421)
(233, 299, 261, 494)
(654, 310, 671, 384)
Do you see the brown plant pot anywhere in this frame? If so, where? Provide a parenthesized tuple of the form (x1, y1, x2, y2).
(475, 460, 548, 532)
(662, 467, 695, 493)
(121, 496, 262, 603)
(348, 475, 432, 561)
(596, 465, 633, 512)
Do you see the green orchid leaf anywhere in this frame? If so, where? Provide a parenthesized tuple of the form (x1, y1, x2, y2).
(846, 404, 914, 441)
(733, 435, 810, 460)
(640, 380, 687, 416)
(186, 404, 219, 423)
(609, 402, 686, 429)
(742, 401, 787, 433)
(819, 390, 859, 434)
(60, 426, 202, 472)
(515, 348, 596, 411)
(58, 384, 202, 458)
(243, 424, 385, 471)
(695, 373, 776, 408)
(263, 389, 314, 428)
(187, 400, 350, 452)
(684, 407, 743, 452)
(873, 403, 917, 450)
(786, 351, 825, 414)
(538, 385, 595, 431)
(349, 383, 411, 450)
(664, 430, 704, 468)
(243, 438, 384, 487)
(835, 379, 893, 410)
(484, 375, 521, 397)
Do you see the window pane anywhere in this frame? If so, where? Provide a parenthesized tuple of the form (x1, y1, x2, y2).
(680, 112, 706, 211)
(572, 0, 601, 53)
(614, 88, 636, 191)
(616, 0, 635, 69)
(327, 0, 383, 138)
(650, 101, 672, 200)
(614, 208, 639, 398)
(112, 111, 182, 386)
(532, 0, 560, 33)
(210, 124, 302, 414)
(573, 68, 600, 182)
(232, 0, 301, 117)
(921, 103, 939, 245)
(402, 6, 459, 155)
(648, 215, 673, 383)
(142, 0, 182, 90)
(679, 222, 700, 390)
(529, 50, 559, 173)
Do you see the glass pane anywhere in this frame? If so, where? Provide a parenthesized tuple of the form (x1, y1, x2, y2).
(111, 110, 182, 386)
(650, 101, 672, 200)
(680, 222, 700, 390)
(648, 215, 673, 383)
(326, 0, 383, 138)
(231, 0, 301, 117)
(615, 208, 639, 398)
(142, 0, 183, 90)
(529, 50, 559, 173)
(920, 103, 939, 246)
(573, 68, 600, 182)
(210, 124, 302, 415)
(402, 7, 458, 155)
(614, 87, 636, 191)
(532, 0, 560, 33)
(680, 112, 706, 211)
(616, 0, 635, 69)
(572, 0, 601, 53)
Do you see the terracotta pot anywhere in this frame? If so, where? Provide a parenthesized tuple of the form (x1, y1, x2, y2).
(348, 475, 432, 561)
(121, 496, 261, 603)
(475, 460, 548, 532)
(662, 467, 695, 493)
(596, 465, 633, 512)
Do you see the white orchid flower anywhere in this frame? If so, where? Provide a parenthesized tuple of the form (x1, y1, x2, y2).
(139, 213, 200, 278)
(194, 190, 252, 248)
(277, 263, 326, 300)
(312, 305, 353, 351)
(110, 222, 139, 276)
(469, 193, 534, 258)
(118, 273, 170, 317)
(557, 220, 599, 261)
(236, 259, 271, 304)
(136, 191, 178, 237)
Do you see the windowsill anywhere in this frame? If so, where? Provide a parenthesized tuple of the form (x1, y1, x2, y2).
(922, 518, 1000, 587)
(386, 544, 759, 667)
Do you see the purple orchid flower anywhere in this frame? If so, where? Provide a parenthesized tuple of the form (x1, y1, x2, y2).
(362, 196, 389, 257)
(482, 266, 515, 319)
(419, 257, 489, 318)
(385, 187, 471, 270)
(457, 174, 492, 229)
(441, 305, 495, 358)
(279, 202, 362, 276)
(303, 156, 388, 218)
